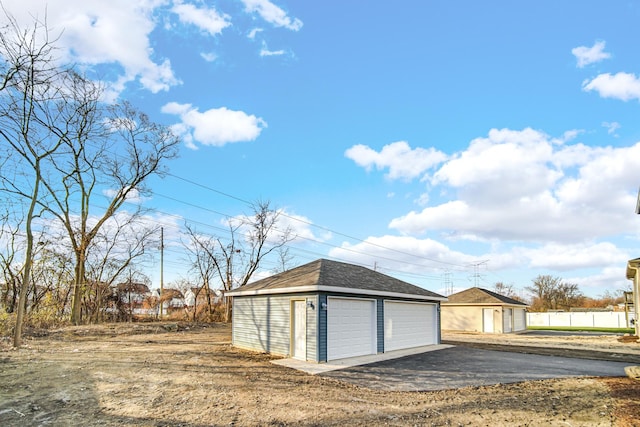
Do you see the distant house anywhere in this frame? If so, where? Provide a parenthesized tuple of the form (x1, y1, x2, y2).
(159, 288, 185, 314)
(184, 287, 222, 308)
(227, 259, 446, 363)
(116, 282, 152, 315)
(441, 287, 529, 333)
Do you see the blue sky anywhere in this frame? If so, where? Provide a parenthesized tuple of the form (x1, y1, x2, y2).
(5, 0, 640, 298)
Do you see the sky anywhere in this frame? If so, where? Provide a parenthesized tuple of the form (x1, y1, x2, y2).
(3, 0, 640, 299)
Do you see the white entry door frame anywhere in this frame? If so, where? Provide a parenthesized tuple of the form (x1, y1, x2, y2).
(291, 300, 307, 360)
(483, 308, 494, 333)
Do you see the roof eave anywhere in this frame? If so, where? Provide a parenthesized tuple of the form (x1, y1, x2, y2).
(226, 285, 447, 302)
(442, 302, 529, 307)
(626, 258, 640, 279)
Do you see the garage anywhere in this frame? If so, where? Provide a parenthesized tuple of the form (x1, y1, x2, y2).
(227, 258, 447, 363)
(384, 301, 437, 351)
(441, 287, 529, 334)
(327, 297, 376, 360)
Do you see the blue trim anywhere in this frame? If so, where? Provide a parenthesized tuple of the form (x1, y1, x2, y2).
(377, 298, 384, 353)
(318, 293, 328, 362)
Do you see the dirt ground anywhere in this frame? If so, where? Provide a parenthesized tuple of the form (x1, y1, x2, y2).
(1, 323, 639, 426)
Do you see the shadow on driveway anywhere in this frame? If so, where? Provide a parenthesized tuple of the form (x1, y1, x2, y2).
(321, 345, 631, 392)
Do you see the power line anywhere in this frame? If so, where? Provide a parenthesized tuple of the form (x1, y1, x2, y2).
(2, 140, 480, 286)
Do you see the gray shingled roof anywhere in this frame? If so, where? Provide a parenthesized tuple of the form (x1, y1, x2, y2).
(443, 287, 528, 306)
(227, 258, 445, 300)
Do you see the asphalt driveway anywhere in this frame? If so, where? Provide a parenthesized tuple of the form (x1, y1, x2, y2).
(320, 345, 632, 391)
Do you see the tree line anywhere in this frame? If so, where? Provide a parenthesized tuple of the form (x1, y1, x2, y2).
(0, 14, 292, 347)
(494, 275, 628, 312)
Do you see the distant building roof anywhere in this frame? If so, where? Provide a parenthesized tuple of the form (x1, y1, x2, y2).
(227, 258, 446, 301)
(116, 282, 150, 294)
(161, 288, 184, 299)
(443, 287, 528, 306)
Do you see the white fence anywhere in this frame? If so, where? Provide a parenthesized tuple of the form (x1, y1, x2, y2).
(527, 311, 634, 328)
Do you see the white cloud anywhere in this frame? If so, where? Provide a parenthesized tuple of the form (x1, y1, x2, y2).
(0, 0, 180, 96)
(571, 41, 611, 68)
(226, 208, 330, 248)
(276, 210, 332, 243)
(102, 187, 145, 204)
(345, 141, 447, 181)
(260, 41, 286, 56)
(326, 234, 632, 296)
(200, 52, 218, 62)
(0, 1, 303, 96)
(161, 102, 267, 148)
(582, 72, 640, 101)
(432, 128, 561, 203)
(567, 266, 632, 294)
(171, 1, 231, 36)
(388, 128, 640, 244)
(523, 242, 629, 271)
(602, 121, 621, 136)
(248, 28, 264, 39)
(328, 235, 477, 274)
(414, 193, 430, 207)
(241, 0, 303, 31)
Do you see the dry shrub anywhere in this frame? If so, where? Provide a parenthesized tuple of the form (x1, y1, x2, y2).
(26, 294, 68, 330)
(194, 302, 226, 322)
(163, 310, 189, 322)
(0, 311, 16, 337)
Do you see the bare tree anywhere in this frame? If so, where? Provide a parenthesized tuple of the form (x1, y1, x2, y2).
(30, 241, 74, 319)
(40, 90, 180, 325)
(0, 12, 68, 346)
(82, 214, 159, 322)
(0, 13, 180, 333)
(0, 205, 22, 314)
(183, 225, 218, 321)
(526, 275, 584, 311)
(185, 200, 293, 322)
(493, 282, 521, 300)
(272, 246, 296, 274)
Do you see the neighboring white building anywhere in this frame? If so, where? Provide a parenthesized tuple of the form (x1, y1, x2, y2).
(184, 287, 222, 308)
(625, 258, 640, 337)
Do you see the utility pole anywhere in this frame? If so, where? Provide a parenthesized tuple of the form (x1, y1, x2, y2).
(160, 227, 164, 317)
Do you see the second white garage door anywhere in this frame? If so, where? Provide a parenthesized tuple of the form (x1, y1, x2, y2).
(384, 301, 437, 352)
(327, 297, 376, 361)
(513, 308, 526, 331)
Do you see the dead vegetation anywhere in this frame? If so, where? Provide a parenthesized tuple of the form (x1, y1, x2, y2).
(1, 323, 639, 426)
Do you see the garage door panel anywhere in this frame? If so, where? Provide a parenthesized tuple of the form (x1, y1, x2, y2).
(513, 308, 526, 331)
(384, 301, 436, 352)
(503, 308, 513, 333)
(327, 298, 376, 361)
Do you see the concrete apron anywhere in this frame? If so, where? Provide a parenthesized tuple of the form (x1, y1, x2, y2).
(272, 344, 454, 375)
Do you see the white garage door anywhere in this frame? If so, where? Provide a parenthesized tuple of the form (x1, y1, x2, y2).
(384, 301, 437, 352)
(327, 297, 376, 361)
(503, 308, 513, 333)
(513, 308, 526, 331)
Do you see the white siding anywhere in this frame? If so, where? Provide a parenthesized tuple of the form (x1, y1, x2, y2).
(232, 296, 291, 357)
